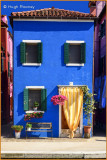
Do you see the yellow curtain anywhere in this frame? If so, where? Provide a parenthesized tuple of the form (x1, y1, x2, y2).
(60, 87, 83, 138)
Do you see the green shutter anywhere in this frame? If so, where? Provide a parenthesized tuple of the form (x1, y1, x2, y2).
(8, 62, 10, 77)
(41, 89, 47, 111)
(20, 42, 26, 63)
(80, 43, 86, 63)
(37, 42, 42, 63)
(64, 43, 69, 64)
(24, 88, 29, 111)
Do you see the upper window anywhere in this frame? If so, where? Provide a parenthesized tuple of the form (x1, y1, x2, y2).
(24, 86, 47, 112)
(20, 40, 42, 66)
(64, 41, 86, 66)
(99, 20, 106, 38)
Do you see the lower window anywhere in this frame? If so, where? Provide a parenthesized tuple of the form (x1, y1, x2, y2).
(24, 86, 47, 112)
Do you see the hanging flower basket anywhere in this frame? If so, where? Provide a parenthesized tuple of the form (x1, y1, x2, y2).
(51, 95, 67, 105)
(24, 112, 44, 121)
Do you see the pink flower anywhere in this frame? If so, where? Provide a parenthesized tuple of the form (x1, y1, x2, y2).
(51, 95, 67, 105)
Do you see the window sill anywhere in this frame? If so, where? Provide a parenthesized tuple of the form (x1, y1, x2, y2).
(25, 111, 44, 114)
(26, 86, 45, 89)
(22, 63, 41, 66)
(66, 63, 84, 66)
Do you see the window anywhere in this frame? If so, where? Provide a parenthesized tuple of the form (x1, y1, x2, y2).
(99, 20, 106, 38)
(20, 40, 42, 66)
(64, 41, 86, 66)
(24, 86, 47, 112)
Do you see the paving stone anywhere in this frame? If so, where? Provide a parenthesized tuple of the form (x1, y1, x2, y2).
(1, 153, 24, 159)
(84, 153, 106, 159)
(2, 153, 106, 159)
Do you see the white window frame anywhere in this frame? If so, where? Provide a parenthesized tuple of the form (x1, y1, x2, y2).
(22, 40, 42, 66)
(25, 86, 45, 113)
(66, 40, 85, 66)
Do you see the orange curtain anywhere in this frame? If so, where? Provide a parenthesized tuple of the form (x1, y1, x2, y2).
(59, 87, 83, 138)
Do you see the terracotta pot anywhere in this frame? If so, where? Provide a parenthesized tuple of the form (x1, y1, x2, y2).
(84, 126, 91, 138)
(84, 126, 91, 133)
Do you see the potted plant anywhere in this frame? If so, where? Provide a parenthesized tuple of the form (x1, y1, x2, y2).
(26, 123, 32, 131)
(51, 95, 67, 105)
(81, 86, 96, 138)
(11, 125, 23, 139)
(33, 101, 39, 111)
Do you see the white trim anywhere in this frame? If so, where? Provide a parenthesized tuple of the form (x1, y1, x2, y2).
(66, 41, 85, 43)
(58, 85, 87, 87)
(59, 104, 61, 137)
(25, 111, 44, 114)
(80, 106, 83, 136)
(26, 86, 45, 89)
(22, 63, 41, 66)
(13, 19, 94, 22)
(66, 63, 84, 66)
(22, 40, 41, 43)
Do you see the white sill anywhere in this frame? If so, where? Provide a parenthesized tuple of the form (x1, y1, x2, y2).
(22, 40, 41, 43)
(25, 111, 44, 114)
(26, 86, 45, 89)
(66, 63, 84, 66)
(66, 41, 85, 43)
(22, 63, 41, 66)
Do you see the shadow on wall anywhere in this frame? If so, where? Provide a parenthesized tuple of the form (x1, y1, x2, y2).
(1, 70, 11, 124)
(17, 44, 21, 67)
(17, 91, 25, 116)
(14, 21, 93, 32)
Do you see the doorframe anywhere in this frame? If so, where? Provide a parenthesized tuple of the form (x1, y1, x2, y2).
(58, 85, 84, 137)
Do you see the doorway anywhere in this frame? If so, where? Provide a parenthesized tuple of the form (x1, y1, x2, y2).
(58, 86, 83, 138)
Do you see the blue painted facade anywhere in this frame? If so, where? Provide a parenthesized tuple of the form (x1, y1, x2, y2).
(13, 21, 94, 137)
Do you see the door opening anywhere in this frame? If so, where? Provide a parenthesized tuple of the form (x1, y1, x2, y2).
(58, 86, 83, 138)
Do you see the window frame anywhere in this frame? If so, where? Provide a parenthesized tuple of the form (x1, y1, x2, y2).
(21, 40, 42, 66)
(65, 41, 86, 66)
(24, 86, 47, 113)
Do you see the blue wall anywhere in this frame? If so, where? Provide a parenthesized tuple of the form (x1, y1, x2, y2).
(13, 21, 94, 137)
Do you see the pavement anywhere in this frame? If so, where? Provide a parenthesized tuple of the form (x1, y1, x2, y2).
(1, 123, 107, 159)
